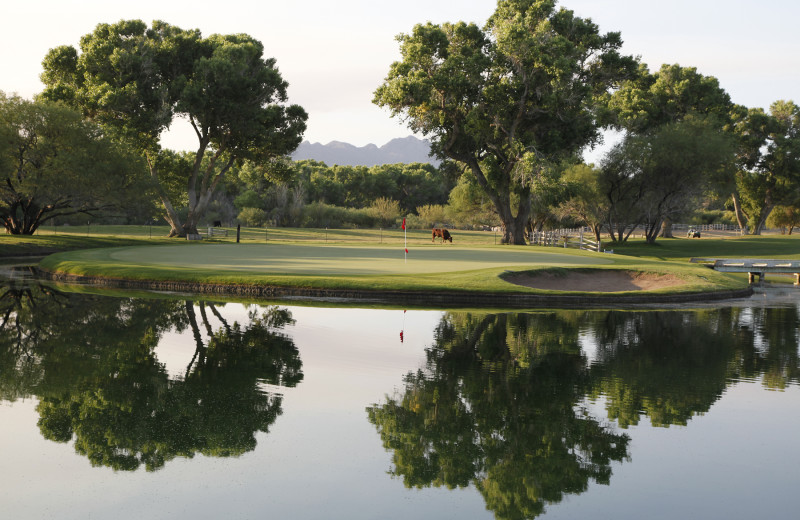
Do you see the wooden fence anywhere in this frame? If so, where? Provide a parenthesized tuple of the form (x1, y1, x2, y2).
(529, 229, 604, 253)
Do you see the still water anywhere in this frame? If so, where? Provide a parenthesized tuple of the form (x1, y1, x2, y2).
(1, 268, 798, 519)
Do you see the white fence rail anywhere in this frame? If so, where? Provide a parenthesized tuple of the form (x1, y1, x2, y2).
(529, 229, 604, 253)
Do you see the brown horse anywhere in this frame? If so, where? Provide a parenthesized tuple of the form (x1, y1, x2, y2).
(432, 228, 453, 243)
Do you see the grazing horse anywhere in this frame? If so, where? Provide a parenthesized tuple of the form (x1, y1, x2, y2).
(212, 220, 222, 228)
(432, 228, 453, 243)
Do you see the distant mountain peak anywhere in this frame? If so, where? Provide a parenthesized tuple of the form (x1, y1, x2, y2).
(292, 136, 438, 167)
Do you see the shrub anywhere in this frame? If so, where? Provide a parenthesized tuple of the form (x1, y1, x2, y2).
(301, 202, 375, 228)
(367, 197, 401, 227)
(416, 204, 448, 227)
(237, 207, 268, 227)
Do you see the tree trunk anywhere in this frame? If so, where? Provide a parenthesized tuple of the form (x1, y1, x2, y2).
(730, 191, 748, 235)
(751, 203, 775, 235)
(463, 159, 531, 245)
(644, 219, 662, 244)
(499, 192, 531, 245)
(659, 218, 674, 238)
(146, 153, 186, 237)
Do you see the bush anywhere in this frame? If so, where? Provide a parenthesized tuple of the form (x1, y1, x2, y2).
(234, 190, 264, 211)
(301, 202, 375, 228)
(367, 197, 401, 227)
(416, 204, 448, 227)
(237, 207, 268, 227)
(688, 209, 736, 226)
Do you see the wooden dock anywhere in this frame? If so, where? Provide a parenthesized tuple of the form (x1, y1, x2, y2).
(691, 258, 800, 284)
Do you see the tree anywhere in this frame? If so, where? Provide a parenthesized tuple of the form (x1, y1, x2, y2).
(603, 63, 734, 132)
(602, 117, 734, 244)
(556, 163, 607, 240)
(766, 205, 800, 234)
(41, 20, 307, 237)
(445, 174, 500, 229)
(374, 0, 635, 244)
(601, 64, 736, 240)
(0, 93, 144, 234)
(732, 101, 800, 234)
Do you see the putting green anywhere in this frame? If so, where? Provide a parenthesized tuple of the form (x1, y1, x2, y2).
(109, 244, 612, 275)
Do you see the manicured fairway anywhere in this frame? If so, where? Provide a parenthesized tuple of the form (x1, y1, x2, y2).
(108, 243, 613, 275)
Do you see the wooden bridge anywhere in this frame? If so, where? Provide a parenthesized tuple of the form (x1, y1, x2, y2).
(691, 258, 800, 284)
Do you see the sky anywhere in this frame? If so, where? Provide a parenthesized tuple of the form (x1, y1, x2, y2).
(2, 0, 798, 154)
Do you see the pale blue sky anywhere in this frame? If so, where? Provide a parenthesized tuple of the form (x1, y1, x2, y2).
(2, 0, 798, 152)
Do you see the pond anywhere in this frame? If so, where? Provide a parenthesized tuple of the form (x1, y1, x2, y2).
(1, 266, 798, 519)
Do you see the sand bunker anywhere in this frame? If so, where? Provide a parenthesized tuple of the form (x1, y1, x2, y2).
(505, 270, 686, 292)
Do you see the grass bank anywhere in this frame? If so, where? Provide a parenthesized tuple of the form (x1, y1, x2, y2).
(38, 241, 745, 298)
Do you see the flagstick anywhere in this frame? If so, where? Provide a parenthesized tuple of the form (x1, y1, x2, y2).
(402, 218, 407, 263)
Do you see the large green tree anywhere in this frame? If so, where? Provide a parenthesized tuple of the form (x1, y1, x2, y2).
(600, 63, 736, 240)
(603, 63, 734, 132)
(601, 117, 734, 243)
(0, 93, 144, 234)
(373, 0, 635, 244)
(41, 20, 307, 237)
(732, 100, 800, 234)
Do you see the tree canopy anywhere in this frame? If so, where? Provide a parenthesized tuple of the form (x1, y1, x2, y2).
(41, 20, 307, 237)
(0, 92, 145, 234)
(374, 0, 636, 244)
(732, 100, 800, 234)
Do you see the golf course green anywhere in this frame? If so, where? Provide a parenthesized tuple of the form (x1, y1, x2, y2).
(36, 242, 751, 305)
(107, 243, 613, 275)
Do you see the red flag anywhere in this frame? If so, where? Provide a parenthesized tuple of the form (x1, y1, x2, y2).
(405, 248, 409, 253)
(402, 218, 406, 230)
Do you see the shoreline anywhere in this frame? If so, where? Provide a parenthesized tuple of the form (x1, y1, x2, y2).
(37, 268, 755, 308)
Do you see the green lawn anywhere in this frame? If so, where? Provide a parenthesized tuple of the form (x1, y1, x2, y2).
(609, 234, 800, 261)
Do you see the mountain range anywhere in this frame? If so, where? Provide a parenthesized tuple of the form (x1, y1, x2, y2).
(291, 136, 438, 167)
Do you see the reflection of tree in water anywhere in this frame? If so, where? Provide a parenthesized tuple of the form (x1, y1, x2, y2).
(744, 306, 800, 389)
(368, 307, 800, 519)
(586, 309, 742, 427)
(587, 307, 800, 427)
(368, 312, 631, 519)
(0, 282, 302, 471)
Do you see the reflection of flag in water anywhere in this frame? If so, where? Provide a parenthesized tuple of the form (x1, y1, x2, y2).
(400, 309, 406, 343)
